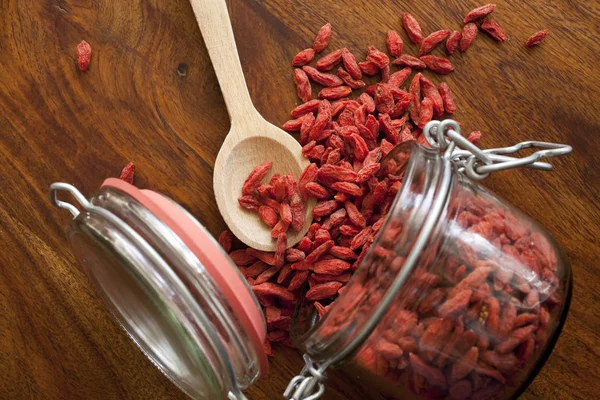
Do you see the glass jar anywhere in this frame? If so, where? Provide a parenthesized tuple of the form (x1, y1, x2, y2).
(290, 122, 572, 400)
(50, 179, 268, 400)
(50, 120, 572, 400)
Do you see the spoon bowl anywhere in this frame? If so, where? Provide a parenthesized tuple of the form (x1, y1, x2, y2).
(214, 115, 315, 251)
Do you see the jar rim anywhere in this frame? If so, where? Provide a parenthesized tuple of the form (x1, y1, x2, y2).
(292, 142, 456, 366)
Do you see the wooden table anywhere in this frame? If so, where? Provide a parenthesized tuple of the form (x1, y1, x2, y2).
(0, 0, 598, 399)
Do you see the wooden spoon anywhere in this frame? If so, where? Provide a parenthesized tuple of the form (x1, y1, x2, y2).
(189, 0, 314, 251)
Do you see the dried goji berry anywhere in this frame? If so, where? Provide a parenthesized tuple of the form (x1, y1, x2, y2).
(451, 347, 479, 380)
(420, 29, 451, 56)
(305, 281, 343, 301)
(391, 92, 412, 118)
(272, 224, 290, 245)
(467, 130, 482, 145)
(119, 162, 135, 184)
(418, 97, 434, 129)
(481, 19, 507, 42)
(247, 260, 270, 278)
(460, 23, 478, 53)
(312, 200, 339, 217)
(330, 182, 363, 196)
(348, 133, 369, 161)
(386, 29, 404, 57)
(288, 270, 309, 291)
(218, 231, 233, 253)
(77, 40, 91, 71)
(438, 289, 472, 317)
(525, 29, 549, 48)
(337, 68, 366, 89)
(293, 68, 312, 103)
(438, 82, 457, 114)
(313, 23, 332, 53)
(403, 12, 424, 44)
(313, 259, 351, 274)
(392, 54, 426, 70)
(345, 201, 366, 228)
(305, 182, 331, 200)
(273, 233, 287, 268)
(358, 61, 380, 76)
(379, 113, 399, 143)
(246, 248, 276, 266)
(341, 49, 362, 79)
(350, 226, 373, 250)
(318, 164, 358, 184)
(309, 100, 332, 140)
(446, 30, 461, 54)
(387, 68, 412, 88)
(252, 282, 297, 302)
(420, 55, 455, 75)
(242, 161, 272, 196)
(329, 246, 357, 260)
(420, 75, 444, 117)
(292, 48, 316, 66)
(263, 339, 273, 356)
(464, 4, 496, 23)
(496, 324, 537, 354)
(229, 249, 256, 266)
(282, 116, 307, 132)
(254, 266, 279, 285)
(366, 46, 390, 69)
(315, 48, 345, 71)
(319, 85, 352, 100)
(409, 73, 422, 124)
(374, 83, 394, 114)
(409, 353, 447, 390)
(238, 195, 262, 211)
(380, 64, 390, 83)
(302, 65, 344, 87)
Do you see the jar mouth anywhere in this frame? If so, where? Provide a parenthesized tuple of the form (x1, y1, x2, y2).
(293, 142, 454, 364)
(67, 182, 266, 398)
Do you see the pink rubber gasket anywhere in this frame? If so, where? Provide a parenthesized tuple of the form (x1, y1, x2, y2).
(101, 178, 268, 376)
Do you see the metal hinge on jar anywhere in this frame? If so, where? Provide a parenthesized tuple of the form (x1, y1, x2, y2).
(423, 119, 572, 180)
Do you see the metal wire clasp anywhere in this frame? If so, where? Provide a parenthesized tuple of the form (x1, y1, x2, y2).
(423, 120, 572, 180)
(49, 182, 91, 218)
(283, 355, 327, 400)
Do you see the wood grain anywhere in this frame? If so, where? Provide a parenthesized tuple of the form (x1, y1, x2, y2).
(0, 0, 598, 399)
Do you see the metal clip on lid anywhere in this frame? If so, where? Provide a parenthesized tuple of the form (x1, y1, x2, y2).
(49, 182, 91, 218)
(423, 120, 573, 180)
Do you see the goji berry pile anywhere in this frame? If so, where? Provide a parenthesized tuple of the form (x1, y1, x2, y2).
(219, 4, 559, 398)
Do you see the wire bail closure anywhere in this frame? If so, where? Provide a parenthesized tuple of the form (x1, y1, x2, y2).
(283, 355, 327, 400)
(423, 120, 572, 180)
(49, 182, 91, 218)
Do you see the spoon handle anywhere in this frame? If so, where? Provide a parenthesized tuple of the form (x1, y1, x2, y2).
(189, 0, 256, 123)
